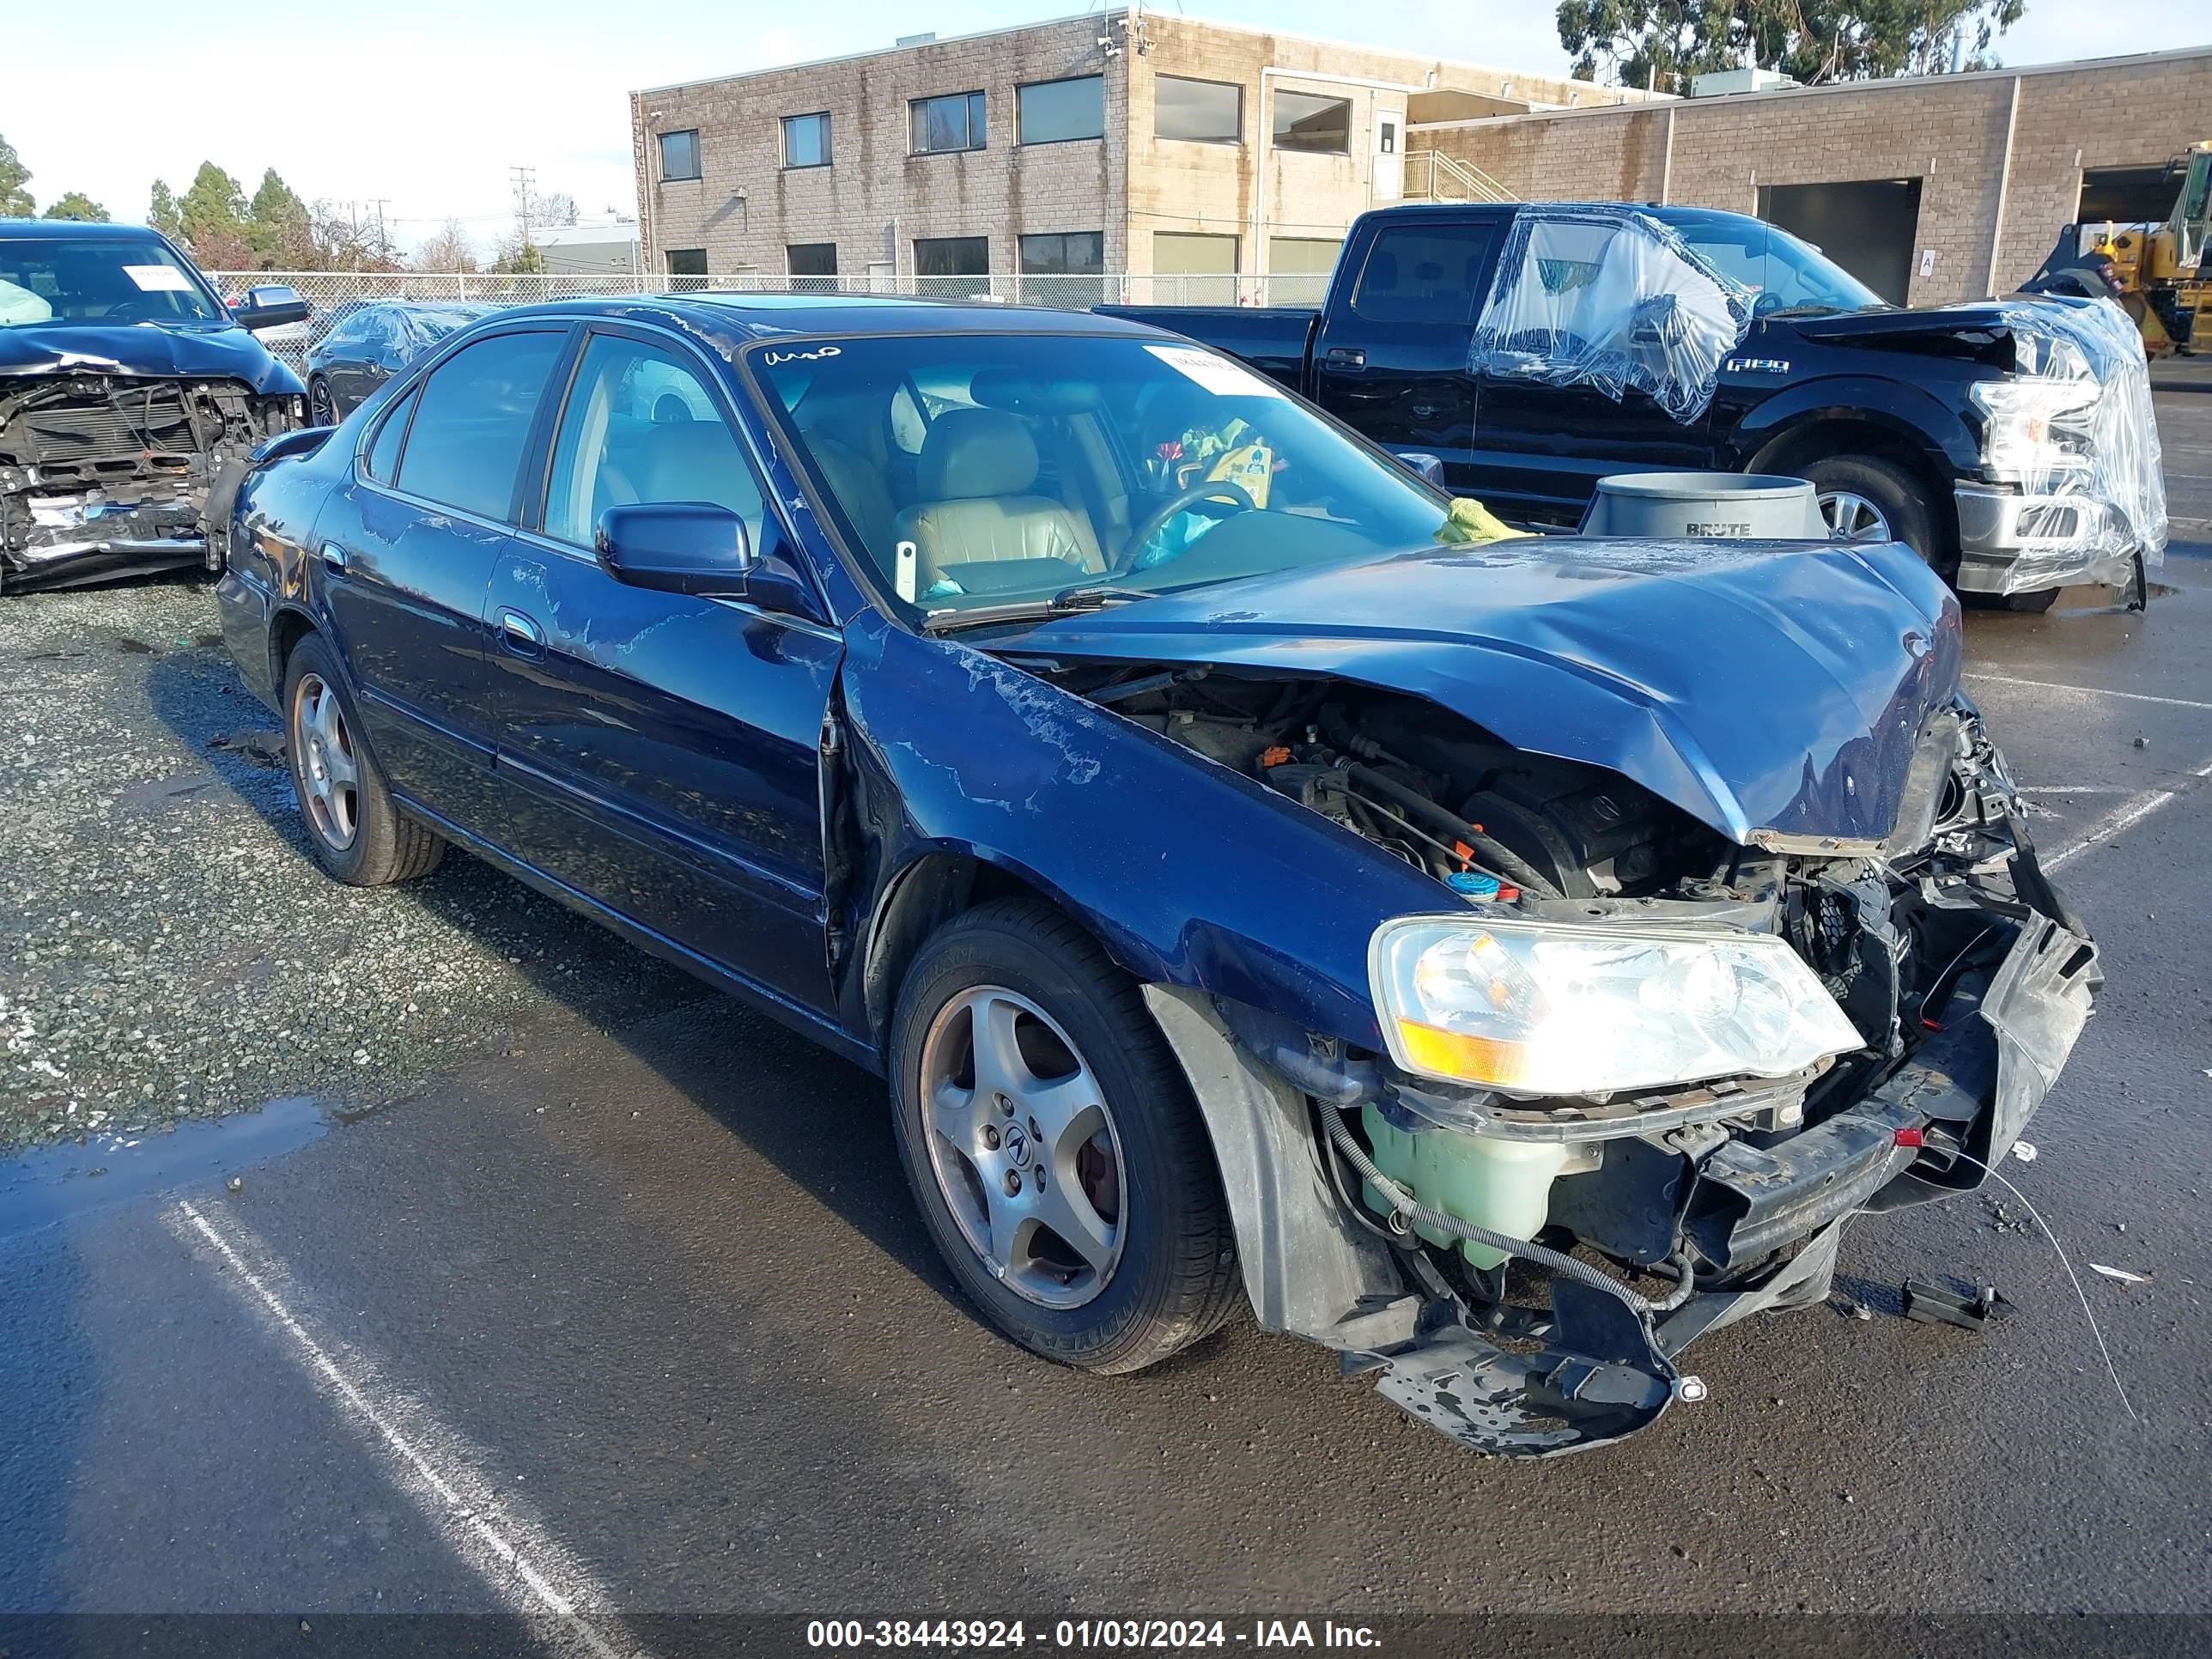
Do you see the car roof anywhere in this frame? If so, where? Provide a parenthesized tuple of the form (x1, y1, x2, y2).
(0, 218, 177, 241)
(470, 290, 1166, 343)
(1355, 200, 1759, 229)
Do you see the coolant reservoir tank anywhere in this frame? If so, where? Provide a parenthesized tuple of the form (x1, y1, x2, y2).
(1361, 1105, 1570, 1272)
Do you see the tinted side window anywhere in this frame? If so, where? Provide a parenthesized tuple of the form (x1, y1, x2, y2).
(364, 386, 417, 483)
(1352, 223, 1499, 325)
(542, 334, 765, 550)
(392, 331, 565, 520)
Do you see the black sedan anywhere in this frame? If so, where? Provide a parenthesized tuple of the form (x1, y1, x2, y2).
(305, 300, 496, 423)
(215, 295, 2097, 1457)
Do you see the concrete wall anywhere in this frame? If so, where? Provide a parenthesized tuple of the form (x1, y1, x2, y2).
(630, 15, 1127, 279)
(1413, 49, 2212, 307)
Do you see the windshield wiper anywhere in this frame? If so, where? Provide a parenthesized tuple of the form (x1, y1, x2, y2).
(921, 586, 1148, 635)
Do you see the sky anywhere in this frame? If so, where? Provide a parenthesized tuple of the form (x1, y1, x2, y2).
(4, 0, 2203, 258)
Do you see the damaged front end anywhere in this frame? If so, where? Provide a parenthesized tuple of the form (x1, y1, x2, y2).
(0, 372, 301, 592)
(1093, 670, 2098, 1456)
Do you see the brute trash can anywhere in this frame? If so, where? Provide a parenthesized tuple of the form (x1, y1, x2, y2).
(1578, 472, 1826, 540)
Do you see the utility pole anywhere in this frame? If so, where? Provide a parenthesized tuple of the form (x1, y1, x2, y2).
(368, 198, 391, 265)
(509, 165, 536, 239)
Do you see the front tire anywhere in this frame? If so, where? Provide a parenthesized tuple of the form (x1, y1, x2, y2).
(283, 635, 444, 886)
(1803, 454, 1948, 578)
(888, 899, 1240, 1375)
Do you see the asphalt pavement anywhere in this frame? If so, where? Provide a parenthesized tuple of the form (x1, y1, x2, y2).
(4, 366, 2212, 1654)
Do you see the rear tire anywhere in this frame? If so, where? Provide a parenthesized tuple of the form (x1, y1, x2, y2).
(888, 899, 1240, 1375)
(1803, 454, 1948, 578)
(307, 374, 337, 426)
(283, 635, 445, 887)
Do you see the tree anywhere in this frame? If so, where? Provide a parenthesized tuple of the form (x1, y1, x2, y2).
(42, 191, 108, 222)
(0, 133, 33, 217)
(149, 179, 184, 238)
(179, 161, 252, 266)
(532, 190, 579, 228)
(1559, 0, 2026, 95)
(411, 219, 477, 272)
(246, 168, 313, 267)
(490, 227, 547, 274)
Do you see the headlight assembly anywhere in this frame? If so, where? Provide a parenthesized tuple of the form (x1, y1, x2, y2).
(1370, 916, 1863, 1097)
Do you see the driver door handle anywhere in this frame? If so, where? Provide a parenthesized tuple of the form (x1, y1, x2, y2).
(319, 541, 348, 574)
(497, 608, 544, 657)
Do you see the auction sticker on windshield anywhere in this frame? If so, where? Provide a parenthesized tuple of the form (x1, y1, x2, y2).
(122, 264, 194, 292)
(1144, 343, 1284, 399)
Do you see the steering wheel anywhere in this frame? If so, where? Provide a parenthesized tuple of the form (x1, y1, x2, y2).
(1115, 479, 1258, 574)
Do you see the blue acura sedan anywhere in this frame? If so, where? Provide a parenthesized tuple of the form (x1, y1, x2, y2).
(216, 295, 2098, 1455)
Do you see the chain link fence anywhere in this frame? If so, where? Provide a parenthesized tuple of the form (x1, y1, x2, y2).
(211, 269, 1335, 372)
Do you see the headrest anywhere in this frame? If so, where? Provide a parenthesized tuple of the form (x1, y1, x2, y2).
(918, 407, 1039, 499)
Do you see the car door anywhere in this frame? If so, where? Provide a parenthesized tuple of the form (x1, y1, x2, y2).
(484, 324, 842, 1015)
(1465, 214, 1719, 520)
(1308, 214, 1505, 492)
(317, 324, 572, 829)
(331, 310, 392, 413)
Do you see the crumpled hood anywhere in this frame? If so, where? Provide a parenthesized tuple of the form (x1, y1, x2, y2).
(997, 537, 1964, 848)
(0, 321, 299, 394)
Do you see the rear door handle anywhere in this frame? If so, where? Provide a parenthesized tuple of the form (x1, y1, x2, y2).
(319, 541, 347, 574)
(1324, 347, 1367, 369)
(497, 608, 544, 657)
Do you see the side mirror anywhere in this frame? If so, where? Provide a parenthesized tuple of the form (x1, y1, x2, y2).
(595, 501, 828, 623)
(237, 285, 309, 332)
(1397, 451, 1447, 489)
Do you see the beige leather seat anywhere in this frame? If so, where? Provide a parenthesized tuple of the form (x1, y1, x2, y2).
(797, 409, 897, 559)
(891, 408, 1103, 592)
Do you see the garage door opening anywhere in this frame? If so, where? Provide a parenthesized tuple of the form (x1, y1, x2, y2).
(2077, 163, 2185, 226)
(1756, 178, 1923, 305)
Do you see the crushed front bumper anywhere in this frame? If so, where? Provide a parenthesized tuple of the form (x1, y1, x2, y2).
(1954, 482, 2153, 595)
(1150, 892, 2100, 1459)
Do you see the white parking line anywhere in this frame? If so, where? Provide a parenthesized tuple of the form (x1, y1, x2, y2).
(170, 1201, 646, 1659)
(1965, 674, 2212, 714)
(2044, 757, 2212, 871)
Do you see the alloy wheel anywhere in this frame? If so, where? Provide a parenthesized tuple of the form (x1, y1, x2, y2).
(292, 672, 360, 852)
(309, 379, 336, 425)
(1818, 489, 1893, 543)
(919, 985, 1128, 1309)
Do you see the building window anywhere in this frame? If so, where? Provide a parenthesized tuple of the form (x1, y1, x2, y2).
(658, 129, 702, 181)
(787, 243, 838, 293)
(1272, 90, 1350, 155)
(1156, 76, 1242, 143)
(1152, 231, 1238, 306)
(914, 236, 988, 276)
(1267, 236, 1342, 305)
(911, 91, 988, 155)
(665, 247, 708, 291)
(1018, 76, 1104, 144)
(1019, 231, 1105, 304)
(782, 112, 832, 168)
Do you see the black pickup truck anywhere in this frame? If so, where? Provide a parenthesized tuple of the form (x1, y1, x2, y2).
(1103, 201, 2168, 607)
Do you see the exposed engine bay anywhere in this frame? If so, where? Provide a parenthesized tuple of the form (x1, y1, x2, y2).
(0, 374, 301, 592)
(1060, 662, 2101, 1455)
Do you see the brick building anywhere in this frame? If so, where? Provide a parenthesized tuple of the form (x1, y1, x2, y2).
(1416, 46, 2212, 307)
(628, 9, 1656, 300)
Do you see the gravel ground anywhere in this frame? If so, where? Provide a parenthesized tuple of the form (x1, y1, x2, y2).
(0, 574, 704, 1152)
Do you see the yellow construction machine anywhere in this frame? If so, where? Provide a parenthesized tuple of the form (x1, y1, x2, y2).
(2026, 142, 2212, 356)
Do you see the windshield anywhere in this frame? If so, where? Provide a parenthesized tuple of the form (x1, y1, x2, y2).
(0, 235, 226, 328)
(1666, 216, 1887, 317)
(755, 332, 1461, 623)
